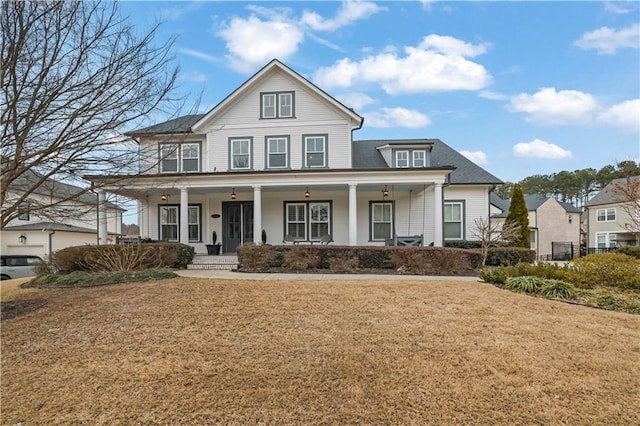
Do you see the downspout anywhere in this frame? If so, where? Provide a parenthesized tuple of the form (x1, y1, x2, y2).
(48, 230, 56, 259)
(422, 184, 426, 246)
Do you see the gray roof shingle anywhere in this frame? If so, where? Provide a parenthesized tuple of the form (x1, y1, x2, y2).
(491, 194, 582, 217)
(353, 139, 503, 184)
(586, 176, 640, 207)
(127, 114, 205, 135)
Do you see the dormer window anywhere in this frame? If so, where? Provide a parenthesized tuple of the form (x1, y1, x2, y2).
(413, 150, 426, 167)
(396, 151, 409, 168)
(261, 91, 294, 119)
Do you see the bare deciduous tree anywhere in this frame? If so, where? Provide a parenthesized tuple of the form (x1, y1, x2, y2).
(611, 176, 640, 242)
(472, 217, 521, 266)
(1, 1, 182, 228)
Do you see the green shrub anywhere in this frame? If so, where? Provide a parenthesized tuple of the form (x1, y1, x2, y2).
(505, 276, 540, 293)
(539, 279, 576, 300)
(485, 247, 535, 266)
(25, 268, 177, 288)
(52, 243, 194, 272)
(564, 253, 640, 289)
(616, 246, 640, 259)
(444, 240, 483, 249)
(510, 262, 567, 280)
(478, 266, 509, 285)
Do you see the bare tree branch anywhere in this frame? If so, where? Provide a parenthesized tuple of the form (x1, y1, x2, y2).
(1, 1, 184, 227)
(611, 176, 640, 241)
(472, 217, 521, 266)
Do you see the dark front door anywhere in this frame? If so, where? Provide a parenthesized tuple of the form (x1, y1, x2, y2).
(222, 202, 254, 253)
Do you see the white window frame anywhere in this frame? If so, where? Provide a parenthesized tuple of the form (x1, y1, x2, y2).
(309, 202, 330, 240)
(596, 232, 617, 248)
(279, 93, 293, 118)
(188, 205, 200, 242)
(286, 203, 307, 241)
(231, 138, 251, 170)
(304, 135, 326, 168)
(262, 93, 276, 118)
(371, 202, 393, 241)
(444, 201, 464, 240)
(267, 136, 288, 169)
(160, 205, 179, 242)
(160, 142, 200, 173)
(412, 150, 426, 168)
(596, 208, 616, 222)
(396, 151, 409, 168)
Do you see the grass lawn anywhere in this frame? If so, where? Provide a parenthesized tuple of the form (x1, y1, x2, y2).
(2, 277, 639, 424)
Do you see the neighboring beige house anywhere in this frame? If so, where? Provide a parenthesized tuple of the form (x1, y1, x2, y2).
(585, 176, 640, 251)
(491, 194, 581, 259)
(87, 59, 502, 254)
(1, 171, 123, 259)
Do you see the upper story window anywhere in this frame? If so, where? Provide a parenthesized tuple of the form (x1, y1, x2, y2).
(18, 201, 30, 221)
(396, 151, 409, 168)
(304, 135, 327, 168)
(266, 136, 289, 169)
(413, 150, 426, 167)
(230, 137, 252, 170)
(159, 142, 201, 173)
(261, 91, 295, 119)
(596, 208, 616, 222)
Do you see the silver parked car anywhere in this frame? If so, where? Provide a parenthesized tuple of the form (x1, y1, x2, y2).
(0, 255, 43, 280)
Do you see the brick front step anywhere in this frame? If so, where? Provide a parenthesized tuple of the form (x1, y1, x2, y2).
(188, 255, 238, 270)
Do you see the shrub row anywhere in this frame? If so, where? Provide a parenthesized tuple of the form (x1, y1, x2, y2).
(237, 245, 483, 275)
(479, 252, 640, 290)
(616, 246, 640, 259)
(25, 268, 177, 288)
(51, 243, 195, 272)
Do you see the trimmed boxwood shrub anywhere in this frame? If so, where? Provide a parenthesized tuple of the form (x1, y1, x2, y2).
(52, 243, 195, 272)
(616, 246, 640, 259)
(237, 245, 482, 275)
(444, 240, 482, 249)
(485, 247, 535, 266)
(563, 252, 640, 289)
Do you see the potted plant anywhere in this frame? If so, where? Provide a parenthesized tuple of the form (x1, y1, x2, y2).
(206, 231, 222, 255)
(261, 229, 267, 245)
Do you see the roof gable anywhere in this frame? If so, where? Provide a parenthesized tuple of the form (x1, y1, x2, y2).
(586, 175, 640, 207)
(192, 59, 363, 131)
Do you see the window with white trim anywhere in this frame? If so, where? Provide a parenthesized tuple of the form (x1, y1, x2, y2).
(596, 208, 616, 222)
(261, 91, 294, 119)
(304, 135, 326, 168)
(267, 136, 288, 168)
(371, 202, 393, 241)
(396, 151, 409, 168)
(160, 206, 178, 242)
(159, 143, 200, 173)
(413, 150, 426, 167)
(188, 206, 200, 242)
(18, 201, 30, 221)
(444, 202, 463, 240)
(285, 201, 332, 241)
(596, 232, 617, 248)
(286, 203, 307, 240)
(230, 138, 251, 170)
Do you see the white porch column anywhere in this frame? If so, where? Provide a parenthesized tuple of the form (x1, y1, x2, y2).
(180, 188, 189, 244)
(433, 183, 443, 247)
(97, 190, 108, 245)
(253, 185, 262, 244)
(348, 183, 358, 246)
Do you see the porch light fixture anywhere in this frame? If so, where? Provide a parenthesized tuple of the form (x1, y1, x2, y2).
(231, 188, 236, 200)
(304, 187, 310, 198)
(382, 185, 389, 197)
(18, 233, 27, 244)
(161, 193, 168, 202)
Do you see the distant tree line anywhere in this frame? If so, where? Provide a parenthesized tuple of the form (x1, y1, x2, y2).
(494, 160, 640, 208)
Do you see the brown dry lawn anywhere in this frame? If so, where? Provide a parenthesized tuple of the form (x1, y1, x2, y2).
(2, 276, 639, 425)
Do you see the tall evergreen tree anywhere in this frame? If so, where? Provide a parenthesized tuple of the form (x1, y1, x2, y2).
(505, 184, 530, 247)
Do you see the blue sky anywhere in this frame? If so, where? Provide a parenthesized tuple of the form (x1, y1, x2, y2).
(120, 0, 639, 184)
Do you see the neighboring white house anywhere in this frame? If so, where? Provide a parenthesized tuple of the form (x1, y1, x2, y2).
(87, 59, 502, 254)
(585, 176, 640, 250)
(1, 170, 123, 259)
(491, 193, 582, 259)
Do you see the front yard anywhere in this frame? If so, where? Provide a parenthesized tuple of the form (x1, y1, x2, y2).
(2, 277, 639, 424)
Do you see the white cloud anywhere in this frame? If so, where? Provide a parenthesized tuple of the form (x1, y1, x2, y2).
(604, 2, 637, 15)
(179, 48, 218, 64)
(420, 0, 437, 12)
(479, 90, 508, 101)
(337, 92, 377, 109)
(179, 72, 208, 83)
(460, 150, 488, 165)
(574, 23, 640, 55)
(598, 98, 640, 132)
(512, 139, 572, 159)
(508, 87, 599, 125)
(218, 15, 304, 73)
(313, 35, 491, 94)
(300, 1, 386, 31)
(365, 107, 431, 128)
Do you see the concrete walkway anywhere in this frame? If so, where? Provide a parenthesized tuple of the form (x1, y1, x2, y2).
(176, 269, 480, 281)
